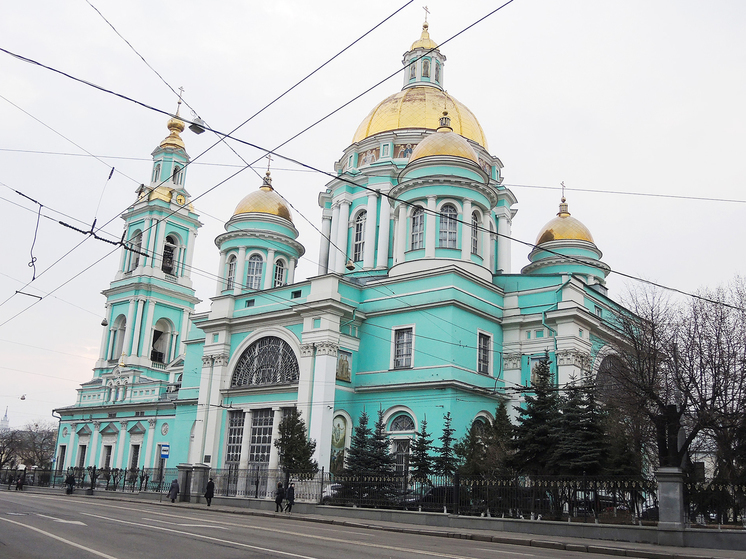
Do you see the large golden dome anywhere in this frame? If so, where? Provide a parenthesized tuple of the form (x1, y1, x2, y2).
(536, 198, 594, 244)
(352, 87, 488, 149)
(233, 171, 292, 222)
(409, 112, 479, 164)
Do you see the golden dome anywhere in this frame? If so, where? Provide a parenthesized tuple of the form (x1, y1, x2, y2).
(411, 21, 438, 50)
(536, 198, 594, 244)
(160, 116, 186, 150)
(233, 171, 293, 222)
(352, 86, 488, 149)
(148, 185, 172, 204)
(409, 111, 479, 164)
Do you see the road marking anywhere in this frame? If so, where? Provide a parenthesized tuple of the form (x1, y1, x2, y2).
(37, 513, 87, 525)
(142, 517, 230, 529)
(0, 516, 120, 559)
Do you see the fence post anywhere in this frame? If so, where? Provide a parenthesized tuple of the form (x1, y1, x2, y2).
(453, 472, 460, 516)
(655, 467, 685, 546)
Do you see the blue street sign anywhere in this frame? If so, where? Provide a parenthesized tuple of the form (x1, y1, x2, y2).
(161, 444, 170, 459)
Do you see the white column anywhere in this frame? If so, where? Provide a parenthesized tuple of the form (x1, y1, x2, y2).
(123, 299, 136, 358)
(144, 419, 156, 468)
(318, 211, 332, 275)
(363, 193, 377, 269)
(233, 246, 247, 295)
(118, 243, 127, 273)
(169, 331, 178, 363)
(267, 407, 283, 470)
(190, 356, 213, 464)
(288, 258, 296, 284)
(263, 249, 276, 290)
(334, 201, 350, 273)
(238, 410, 253, 470)
(141, 301, 156, 361)
(115, 421, 128, 469)
(497, 213, 512, 274)
(394, 205, 406, 263)
(152, 220, 166, 270)
(461, 199, 472, 261)
(426, 196, 436, 257)
(88, 423, 100, 467)
(485, 222, 493, 271)
(131, 299, 144, 357)
(328, 204, 340, 273)
(179, 309, 190, 356)
(376, 195, 391, 269)
(66, 424, 78, 469)
(98, 305, 110, 361)
(215, 251, 227, 296)
(184, 229, 196, 278)
(296, 344, 315, 428)
(309, 342, 338, 472)
(144, 218, 156, 268)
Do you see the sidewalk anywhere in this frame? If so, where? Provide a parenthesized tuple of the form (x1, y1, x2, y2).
(54, 488, 744, 559)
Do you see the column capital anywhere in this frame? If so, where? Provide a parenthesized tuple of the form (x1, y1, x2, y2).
(119, 421, 129, 430)
(504, 353, 522, 370)
(300, 343, 315, 357)
(93, 421, 101, 431)
(316, 341, 339, 357)
(148, 418, 157, 428)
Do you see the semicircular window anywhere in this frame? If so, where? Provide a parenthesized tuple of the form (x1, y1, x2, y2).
(231, 337, 299, 387)
(390, 414, 415, 432)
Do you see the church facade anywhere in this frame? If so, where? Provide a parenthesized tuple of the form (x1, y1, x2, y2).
(54, 23, 618, 481)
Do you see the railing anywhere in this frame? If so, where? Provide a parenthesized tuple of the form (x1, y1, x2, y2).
(686, 480, 746, 527)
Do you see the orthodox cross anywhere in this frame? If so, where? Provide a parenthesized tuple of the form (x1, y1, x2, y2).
(423, 5, 430, 22)
(561, 181, 566, 199)
(266, 153, 273, 173)
(177, 86, 184, 114)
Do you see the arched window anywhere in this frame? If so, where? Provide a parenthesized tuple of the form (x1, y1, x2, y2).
(435, 62, 441, 83)
(226, 255, 237, 291)
(162, 235, 178, 275)
(247, 254, 263, 290)
(353, 211, 366, 262)
(409, 62, 416, 80)
(439, 204, 458, 248)
(471, 211, 480, 255)
(172, 164, 183, 185)
(151, 318, 173, 364)
(273, 260, 286, 287)
(231, 336, 300, 387)
(128, 231, 142, 271)
(390, 414, 415, 432)
(152, 162, 161, 183)
(422, 59, 430, 78)
(110, 315, 126, 361)
(411, 207, 424, 250)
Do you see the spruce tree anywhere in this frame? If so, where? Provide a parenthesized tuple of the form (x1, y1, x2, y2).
(343, 410, 373, 475)
(455, 421, 486, 475)
(510, 353, 561, 476)
(410, 417, 434, 482)
(274, 408, 318, 474)
(370, 409, 396, 475)
(434, 412, 459, 477)
(483, 401, 514, 476)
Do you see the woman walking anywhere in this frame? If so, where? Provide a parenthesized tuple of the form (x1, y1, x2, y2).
(274, 482, 285, 512)
(285, 482, 295, 513)
(168, 479, 179, 503)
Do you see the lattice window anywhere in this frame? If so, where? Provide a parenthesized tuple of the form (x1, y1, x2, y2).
(231, 337, 300, 387)
(249, 409, 273, 463)
(246, 254, 263, 290)
(225, 410, 245, 464)
(390, 415, 415, 432)
(273, 260, 286, 287)
(471, 211, 479, 254)
(411, 208, 424, 250)
(353, 211, 366, 262)
(439, 204, 458, 248)
(226, 256, 236, 291)
(394, 328, 413, 369)
(478, 332, 490, 375)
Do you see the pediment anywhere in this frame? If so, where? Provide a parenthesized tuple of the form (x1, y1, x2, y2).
(99, 423, 119, 435)
(128, 422, 146, 435)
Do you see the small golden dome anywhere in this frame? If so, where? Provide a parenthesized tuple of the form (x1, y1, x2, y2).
(411, 21, 438, 50)
(160, 116, 186, 150)
(352, 86, 488, 149)
(148, 185, 173, 204)
(535, 198, 594, 244)
(233, 171, 293, 222)
(408, 111, 479, 164)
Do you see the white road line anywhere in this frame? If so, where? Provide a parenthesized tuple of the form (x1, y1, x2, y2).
(0, 516, 120, 559)
(141, 517, 230, 529)
(37, 513, 87, 525)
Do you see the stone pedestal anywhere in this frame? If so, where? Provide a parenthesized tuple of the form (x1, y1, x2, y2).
(655, 467, 685, 546)
(176, 463, 193, 503)
(191, 463, 211, 503)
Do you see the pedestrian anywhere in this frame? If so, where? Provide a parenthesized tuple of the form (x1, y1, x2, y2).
(204, 477, 215, 507)
(16, 474, 24, 491)
(65, 473, 75, 495)
(285, 482, 295, 513)
(168, 479, 179, 503)
(275, 482, 285, 512)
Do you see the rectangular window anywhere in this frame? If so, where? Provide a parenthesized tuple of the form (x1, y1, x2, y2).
(411, 209, 424, 250)
(313, 318, 321, 329)
(249, 409, 273, 463)
(595, 306, 603, 318)
(227, 258, 236, 290)
(77, 445, 87, 468)
(226, 410, 245, 464)
(439, 205, 458, 248)
(394, 328, 413, 369)
(108, 412, 117, 418)
(57, 446, 66, 472)
(382, 144, 390, 157)
(478, 333, 490, 375)
(526, 331, 531, 339)
(535, 330, 544, 338)
(579, 328, 584, 338)
(353, 212, 366, 262)
(273, 262, 286, 287)
(130, 445, 140, 470)
(103, 445, 112, 469)
(291, 290, 301, 299)
(134, 411, 145, 417)
(245, 299, 255, 308)
(471, 214, 479, 254)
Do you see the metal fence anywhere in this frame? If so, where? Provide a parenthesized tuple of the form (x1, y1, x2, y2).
(686, 481, 746, 527)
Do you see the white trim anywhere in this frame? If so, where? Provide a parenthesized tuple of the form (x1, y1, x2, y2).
(224, 327, 302, 390)
(382, 405, 418, 434)
(390, 323, 416, 370)
(476, 329, 493, 376)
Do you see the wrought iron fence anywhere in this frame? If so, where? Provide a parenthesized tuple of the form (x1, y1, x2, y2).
(686, 481, 746, 527)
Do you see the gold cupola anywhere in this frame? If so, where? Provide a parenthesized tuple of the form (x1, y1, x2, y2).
(233, 171, 293, 222)
(535, 197, 594, 244)
(160, 115, 186, 150)
(411, 21, 438, 50)
(407, 110, 480, 164)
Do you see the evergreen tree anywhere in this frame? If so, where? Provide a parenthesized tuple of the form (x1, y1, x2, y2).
(370, 409, 396, 475)
(343, 410, 374, 475)
(274, 408, 318, 474)
(455, 420, 486, 475)
(410, 417, 434, 482)
(434, 412, 459, 477)
(483, 401, 514, 476)
(509, 353, 562, 475)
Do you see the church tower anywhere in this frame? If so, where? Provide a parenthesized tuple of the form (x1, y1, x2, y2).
(95, 107, 202, 390)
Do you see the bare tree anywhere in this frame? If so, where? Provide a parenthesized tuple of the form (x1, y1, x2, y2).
(16, 421, 57, 468)
(0, 429, 22, 470)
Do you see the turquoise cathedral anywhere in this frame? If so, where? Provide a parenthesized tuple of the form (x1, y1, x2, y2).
(54, 23, 617, 482)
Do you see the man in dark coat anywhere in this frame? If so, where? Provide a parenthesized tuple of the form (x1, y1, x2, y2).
(285, 482, 295, 513)
(275, 482, 285, 512)
(204, 477, 215, 506)
(168, 479, 179, 503)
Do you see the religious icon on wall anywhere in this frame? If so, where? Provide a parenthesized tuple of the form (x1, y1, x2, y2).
(330, 415, 347, 474)
(422, 59, 430, 78)
(395, 144, 414, 159)
(336, 350, 352, 382)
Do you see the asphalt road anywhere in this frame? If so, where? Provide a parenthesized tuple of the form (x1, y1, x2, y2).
(0, 491, 668, 559)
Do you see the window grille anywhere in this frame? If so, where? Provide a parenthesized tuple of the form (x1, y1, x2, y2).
(273, 260, 286, 287)
(162, 235, 177, 275)
(246, 255, 263, 290)
(226, 410, 245, 464)
(390, 415, 415, 431)
(394, 328, 413, 369)
(353, 211, 366, 262)
(439, 204, 457, 248)
(471, 212, 479, 254)
(226, 256, 236, 291)
(231, 337, 300, 387)
(249, 409, 273, 463)
(478, 333, 490, 375)
(411, 208, 424, 250)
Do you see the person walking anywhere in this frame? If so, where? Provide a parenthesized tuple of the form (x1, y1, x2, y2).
(204, 477, 215, 507)
(168, 479, 179, 503)
(274, 482, 285, 512)
(65, 473, 75, 495)
(285, 482, 295, 513)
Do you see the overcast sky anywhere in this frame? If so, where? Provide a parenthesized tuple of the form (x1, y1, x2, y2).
(1, 0, 744, 429)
